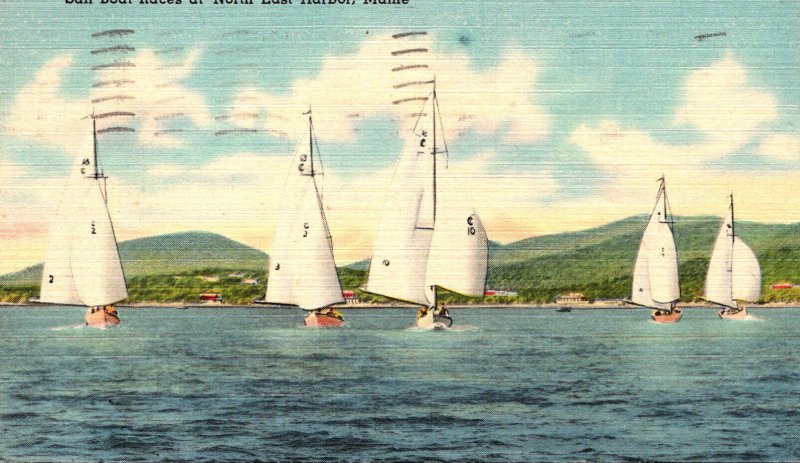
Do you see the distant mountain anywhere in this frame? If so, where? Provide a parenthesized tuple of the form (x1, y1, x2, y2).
(0, 231, 268, 286)
(487, 215, 800, 303)
(2, 218, 800, 304)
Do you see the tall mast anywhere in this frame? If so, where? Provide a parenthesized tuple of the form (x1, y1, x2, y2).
(432, 83, 437, 225)
(308, 108, 315, 177)
(92, 117, 99, 178)
(432, 82, 439, 309)
(730, 193, 735, 240)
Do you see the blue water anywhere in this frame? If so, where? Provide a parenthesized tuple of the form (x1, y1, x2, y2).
(1, 307, 799, 462)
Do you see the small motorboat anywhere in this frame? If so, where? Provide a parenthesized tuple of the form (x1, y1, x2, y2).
(556, 307, 572, 313)
(304, 308, 344, 327)
(650, 308, 682, 323)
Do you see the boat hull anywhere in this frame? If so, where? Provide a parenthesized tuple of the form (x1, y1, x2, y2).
(416, 310, 453, 329)
(719, 307, 748, 320)
(650, 308, 682, 323)
(304, 311, 344, 327)
(85, 307, 120, 328)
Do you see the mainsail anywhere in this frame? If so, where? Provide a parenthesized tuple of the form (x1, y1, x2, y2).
(264, 115, 344, 310)
(704, 196, 761, 308)
(40, 122, 128, 307)
(631, 179, 680, 310)
(366, 90, 488, 307)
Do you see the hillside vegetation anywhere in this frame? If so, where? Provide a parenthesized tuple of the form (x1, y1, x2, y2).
(2, 218, 800, 305)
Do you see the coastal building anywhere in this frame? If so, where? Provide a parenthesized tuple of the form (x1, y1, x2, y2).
(771, 283, 793, 290)
(342, 290, 359, 304)
(484, 289, 518, 297)
(241, 278, 259, 285)
(555, 292, 587, 305)
(199, 292, 223, 303)
(199, 275, 219, 282)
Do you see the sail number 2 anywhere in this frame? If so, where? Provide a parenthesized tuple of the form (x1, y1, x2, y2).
(91, 221, 97, 235)
(467, 216, 476, 235)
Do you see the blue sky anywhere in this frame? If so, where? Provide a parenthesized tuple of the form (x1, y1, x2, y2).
(0, 0, 798, 272)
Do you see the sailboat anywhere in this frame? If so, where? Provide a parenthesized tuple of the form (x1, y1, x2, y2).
(260, 110, 345, 327)
(704, 194, 761, 320)
(628, 177, 682, 323)
(39, 118, 128, 327)
(365, 88, 488, 329)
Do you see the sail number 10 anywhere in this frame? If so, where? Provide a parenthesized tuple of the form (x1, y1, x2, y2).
(467, 216, 476, 235)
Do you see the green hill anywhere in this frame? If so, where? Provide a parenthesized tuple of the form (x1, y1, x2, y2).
(2, 218, 800, 305)
(486, 216, 800, 304)
(0, 232, 269, 304)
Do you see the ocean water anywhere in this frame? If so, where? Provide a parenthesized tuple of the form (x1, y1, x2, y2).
(1, 307, 798, 462)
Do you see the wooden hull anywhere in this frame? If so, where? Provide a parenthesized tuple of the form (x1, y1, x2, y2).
(85, 307, 120, 328)
(719, 307, 748, 320)
(651, 308, 682, 323)
(304, 311, 344, 327)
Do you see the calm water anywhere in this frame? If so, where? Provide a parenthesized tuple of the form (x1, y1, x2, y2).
(1, 307, 799, 462)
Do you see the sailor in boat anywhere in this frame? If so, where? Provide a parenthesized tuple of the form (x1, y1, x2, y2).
(434, 302, 449, 318)
(417, 306, 429, 319)
(319, 308, 343, 320)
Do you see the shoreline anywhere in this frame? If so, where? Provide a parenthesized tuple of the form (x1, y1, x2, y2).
(3, 302, 799, 309)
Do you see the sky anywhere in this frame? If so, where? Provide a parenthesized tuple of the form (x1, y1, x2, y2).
(0, 0, 798, 274)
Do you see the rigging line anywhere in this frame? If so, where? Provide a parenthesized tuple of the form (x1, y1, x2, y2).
(433, 90, 450, 168)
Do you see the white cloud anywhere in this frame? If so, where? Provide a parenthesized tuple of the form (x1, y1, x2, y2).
(568, 52, 800, 225)
(758, 133, 800, 161)
(5, 49, 210, 158)
(229, 33, 549, 144)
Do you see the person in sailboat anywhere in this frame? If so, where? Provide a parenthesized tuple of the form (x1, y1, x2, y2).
(417, 306, 429, 319)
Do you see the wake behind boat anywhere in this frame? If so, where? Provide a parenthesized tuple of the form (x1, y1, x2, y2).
(365, 86, 489, 329)
(628, 177, 682, 323)
(704, 194, 761, 320)
(38, 117, 128, 328)
(259, 109, 345, 327)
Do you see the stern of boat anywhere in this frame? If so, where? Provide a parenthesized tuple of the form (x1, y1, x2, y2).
(85, 306, 121, 328)
(304, 310, 344, 327)
(651, 308, 682, 323)
(719, 307, 748, 320)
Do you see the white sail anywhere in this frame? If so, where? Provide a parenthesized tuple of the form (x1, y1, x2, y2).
(705, 208, 735, 307)
(366, 98, 436, 306)
(265, 128, 344, 310)
(704, 200, 761, 307)
(632, 183, 679, 309)
(40, 179, 83, 305)
(425, 208, 488, 296)
(732, 237, 760, 302)
(69, 178, 128, 307)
